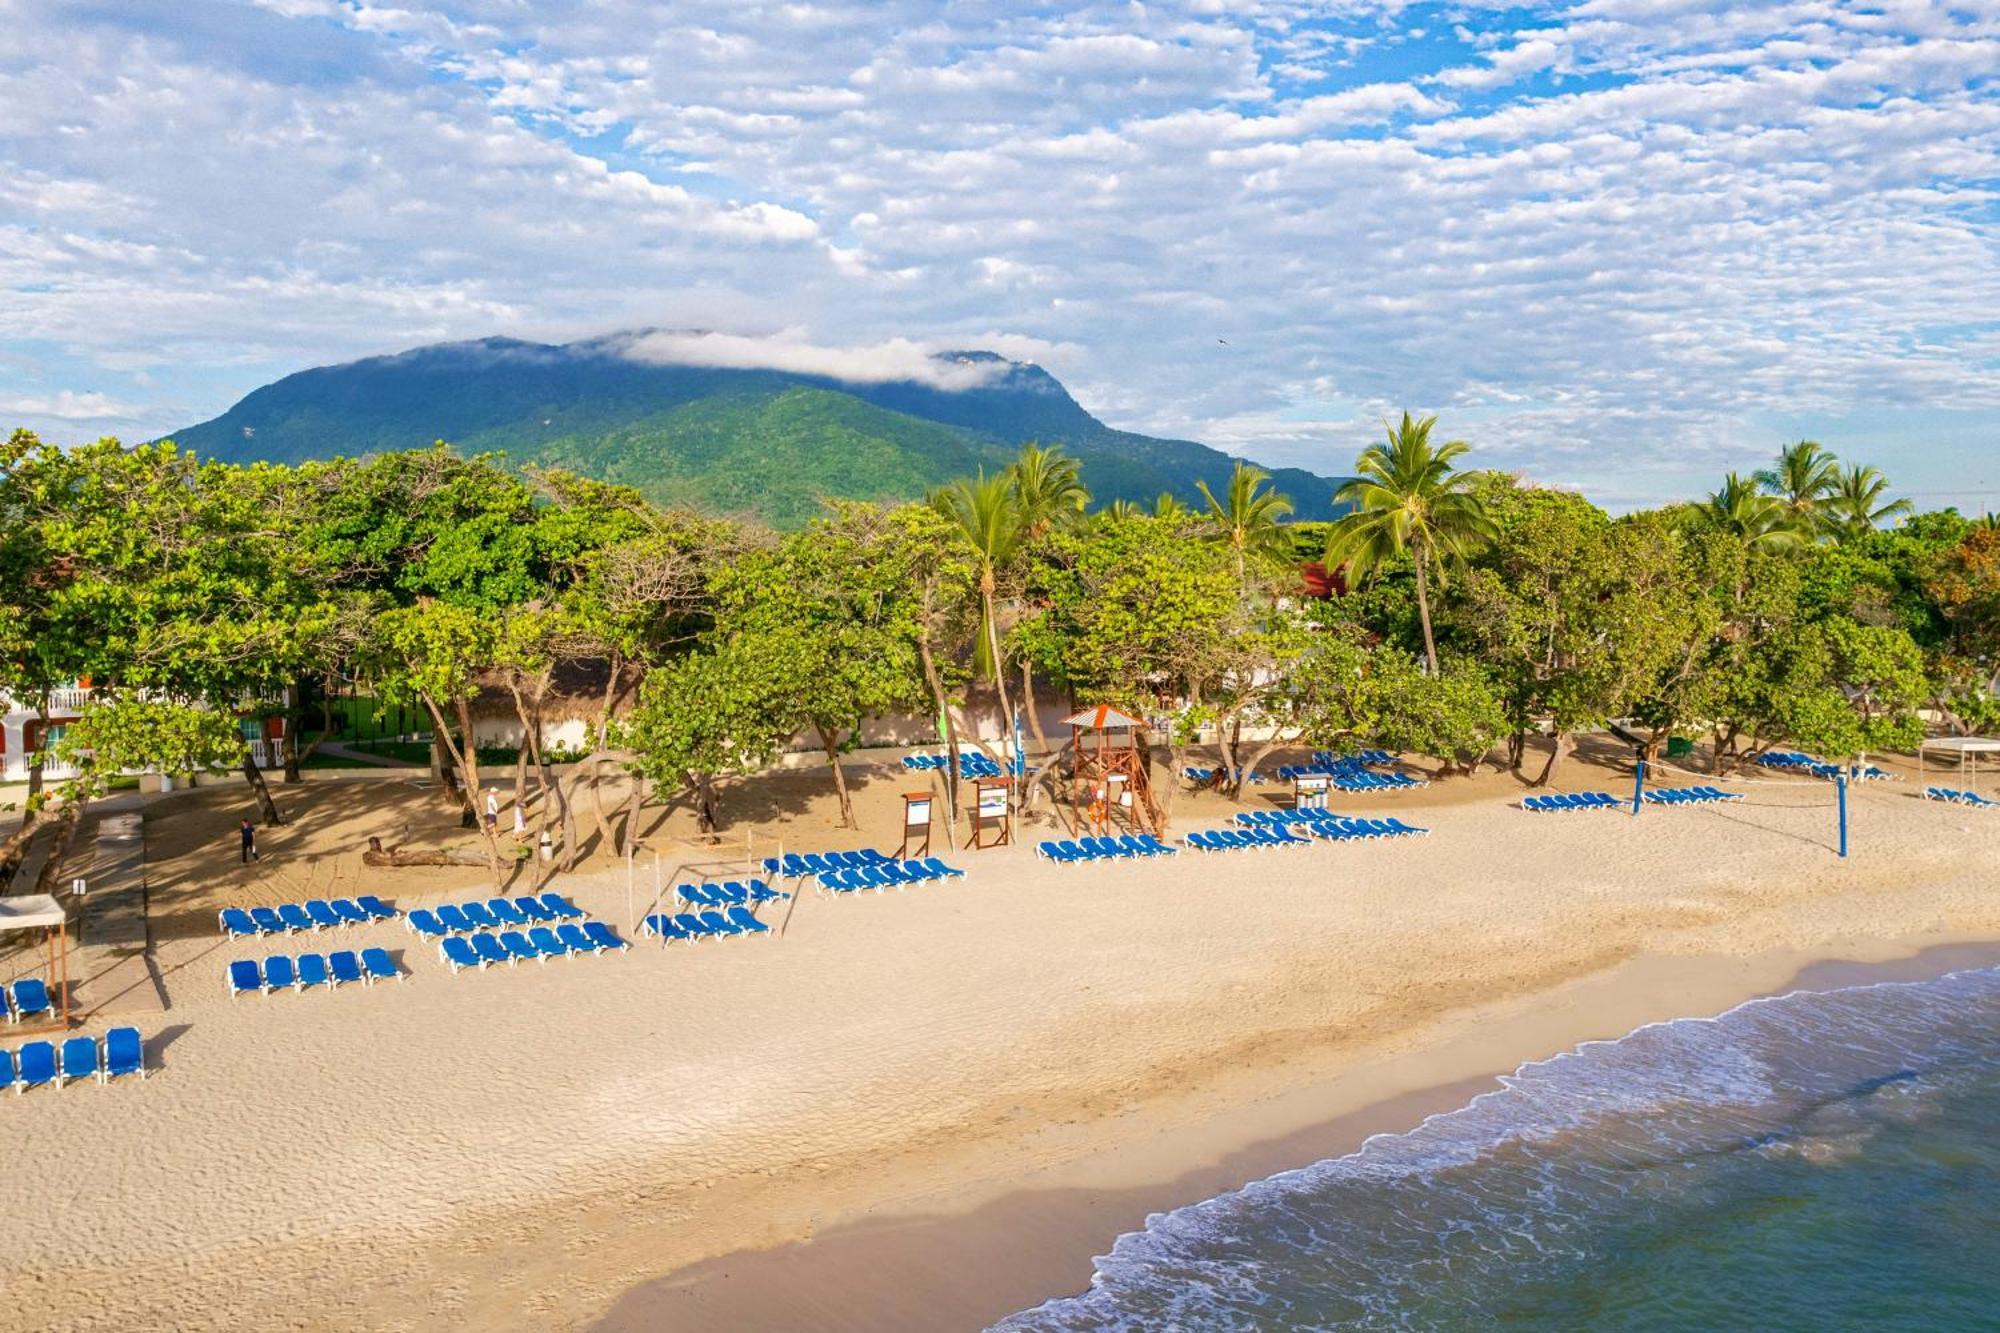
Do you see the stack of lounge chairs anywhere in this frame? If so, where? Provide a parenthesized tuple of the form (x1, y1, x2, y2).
(1035, 833, 1178, 864)
(642, 907, 774, 943)
(1926, 786, 1998, 808)
(227, 948, 401, 995)
(1, 1026, 146, 1092)
(819, 857, 965, 893)
(406, 893, 584, 939)
(1183, 767, 1264, 785)
(764, 848, 896, 880)
(1642, 786, 1743, 806)
(218, 895, 398, 938)
(676, 880, 789, 909)
(1761, 752, 1895, 782)
(1187, 808, 1428, 850)
(438, 920, 627, 973)
(1, 978, 54, 1024)
(1523, 792, 1623, 812)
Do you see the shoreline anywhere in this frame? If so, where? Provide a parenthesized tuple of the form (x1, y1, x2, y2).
(598, 937, 2000, 1332)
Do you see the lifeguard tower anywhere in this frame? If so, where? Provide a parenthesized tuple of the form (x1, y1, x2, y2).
(1064, 704, 1162, 836)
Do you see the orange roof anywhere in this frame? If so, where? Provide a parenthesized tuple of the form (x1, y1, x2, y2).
(1062, 704, 1144, 730)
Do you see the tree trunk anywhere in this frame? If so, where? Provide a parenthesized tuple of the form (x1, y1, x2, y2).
(281, 683, 304, 783)
(1020, 657, 1051, 758)
(241, 749, 285, 825)
(1413, 543, 1439, 676)
(423, 695, 506, 887)
(690, 772, 720, 836)
(34, 797, 84, 897)
(1533, 730, 1572, 787)
(1237, 731, 1297, 800)
(511, 742, 529, 823)
(917, 633, 960, 847)
(1223, 714, 1246, 801)
(817, 723, 856, 828)
(982, 586, 1016, 769)
(619, 769, 649, 852)
(1507, 728, 1527, 772)
(26, 698, 49, 805)
(0, 804, 48, 894)
(363, 836, 489, 868)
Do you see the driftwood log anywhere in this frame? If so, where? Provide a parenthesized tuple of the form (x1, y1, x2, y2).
(362, 835, 488, 868)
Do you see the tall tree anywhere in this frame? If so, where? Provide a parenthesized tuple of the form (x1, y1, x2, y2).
(1704, 473, 1810, 553)
(1197, 461, 1295, 583)
(1827, 464, 1913, 541)
(931, 472, 1026, 765)
(1755, 439, 1841, 530)
(1325, 412, 1496, 674)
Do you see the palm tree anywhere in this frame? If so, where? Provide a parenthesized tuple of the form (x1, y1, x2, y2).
(1325, 412, 1495, 675)
(1754, 440, 1840, 532)
(930, 471, 1025, 761)
(1826, 464, 1912, 540)
(1102, 498, 1144, 522)
(1705, 472, 1810, 552)
(1197, 461, 1295, 582)
(1152, 492, 1192, 522)
(1008, 442, 1089, 539)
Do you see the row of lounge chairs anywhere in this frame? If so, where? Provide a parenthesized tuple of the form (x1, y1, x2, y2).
(1644, 786, 1742, 806)
(1325, 769, 1426, 791)
(901, 751, 1007, 779)
(1232, 809, 1426, 836)
(219, 896, 397, 937)
(439, 923, 625, 972)
(407, 894, 583, 938)
(1926, 786, 1998, 808)
(819, 858, 964, 892)
(2, 1027, 144, 1092)
(1, 978, 53, 1023)
(227, 948, 401, 995)
(1523, 792, 1624, 812)
(643, 908, 771, 942)
(676, 880, 788, 909)
(1183, 767, 1266, 784)
(764, 848, 894, 879)
(1314, 749, 1394, 766)
(1189, 825, 1311, 850)
(1035, 834, 1177, 864)
(1761, 752, 1894, 782)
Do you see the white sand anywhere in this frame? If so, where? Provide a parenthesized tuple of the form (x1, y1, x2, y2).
(4, 767, 1999, 1330)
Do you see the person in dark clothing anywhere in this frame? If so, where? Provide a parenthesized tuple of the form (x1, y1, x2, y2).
(240, 818, 259, 863)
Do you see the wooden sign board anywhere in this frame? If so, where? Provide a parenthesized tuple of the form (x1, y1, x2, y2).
(1294, 774, 1330, 810)
(899, 791, 933, 859)
(970, 778, 1012, 849)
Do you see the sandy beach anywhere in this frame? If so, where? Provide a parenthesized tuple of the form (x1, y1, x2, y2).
(4, 754, 1999, 1331)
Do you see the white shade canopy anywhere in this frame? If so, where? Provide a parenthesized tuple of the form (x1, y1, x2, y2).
(1920, 737, 2000, 754)
(0, 894, 66, 934)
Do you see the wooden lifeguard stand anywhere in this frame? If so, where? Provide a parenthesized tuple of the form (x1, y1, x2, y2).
(1064, 704, 1162, 836)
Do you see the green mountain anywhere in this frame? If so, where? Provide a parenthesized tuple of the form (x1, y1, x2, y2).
(167, 334, 1346, 525)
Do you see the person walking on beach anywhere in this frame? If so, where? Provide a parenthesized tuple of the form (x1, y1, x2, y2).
(239, 818, 259, 864)
(484, 789, 500, 832)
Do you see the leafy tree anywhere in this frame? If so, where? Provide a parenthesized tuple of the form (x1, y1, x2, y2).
(1704, 473, 1809, 552)
(1755, 439, 1841, 530)
(931, 471, 1026, 763)
(620, 640, 795, 835)
(1326, 412, 1496, 674)
(1827, 464, 1913, 541)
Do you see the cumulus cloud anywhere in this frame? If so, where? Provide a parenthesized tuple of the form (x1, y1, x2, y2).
(615, 329, 1011, 389)
(0, 390, 143, 421)
(0, 0, 1994, 507)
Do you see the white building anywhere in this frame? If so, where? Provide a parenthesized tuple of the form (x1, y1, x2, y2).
(0, 683, 284, 785)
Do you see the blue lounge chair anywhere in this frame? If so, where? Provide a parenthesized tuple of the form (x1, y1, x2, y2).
(296, 954, 329, 989)
(530, 925, 570, 957)
(642, 914, 692, 943)
(470, 933, 509, 967)
(440, 937, 481, 973)
(499, 931, 540, 965)
(746, 879, 786, 903)
(1136, 834, 1177, 855)
(920, 857, 964, 878)
(815, 870, 851, 894)
(264, 955, 298, 990)
(725, 906, 770, 935)
(250, 907, 284, 935)
(278, 903, 314, 933)
(677, 884, 713, 906)
(0, 1049, 11, 1093)
(557, 923, 597, 953)
(583, 922, 627, 952)
(461, 902, 500, 931)
(219, 907, 259, 937)
(673, 912, 714, 939)
(407, 909, 447, 938)
(16, 1040, 57, 1093)
(1037, 840, 1071, 862)
(357, 894, 397, 920)
(487, 897, 529, 927)
(718, 882, 758, 904)
(305, 900, 341, 930)
(59, 1035, 98, 1087)
(228, 959, 263, 996)
(12, 978, 52, 1023)
(539, 893, 583, 920)
(435, 905, 474, 934)
(103, 1027, 144, 1081)
(697, 910, 743, 938)
(360, 947, 400, 983)
(329, 951, 363, 986)
(331, 898, 369, 926)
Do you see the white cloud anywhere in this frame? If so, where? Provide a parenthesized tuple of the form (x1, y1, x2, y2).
(0, 390, 143, 421)
(616, 329, 1011, 389)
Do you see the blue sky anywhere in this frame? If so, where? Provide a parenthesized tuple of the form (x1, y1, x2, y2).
(2, 0, 1996, 509)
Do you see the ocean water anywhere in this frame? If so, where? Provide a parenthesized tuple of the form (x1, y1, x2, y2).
(994, 966, 2000, 1331)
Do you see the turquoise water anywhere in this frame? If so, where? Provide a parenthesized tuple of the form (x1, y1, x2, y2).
(994, 966, 2000, 1331)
